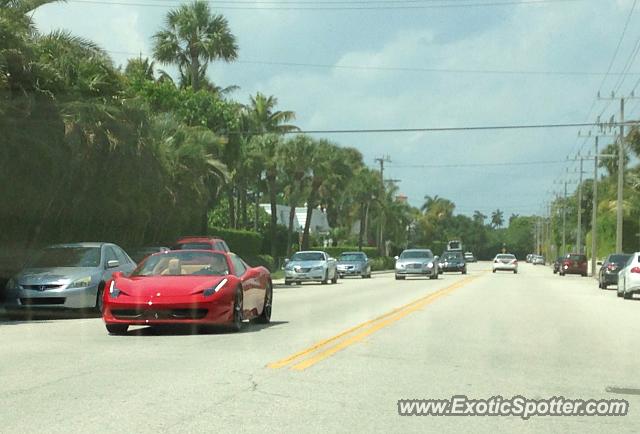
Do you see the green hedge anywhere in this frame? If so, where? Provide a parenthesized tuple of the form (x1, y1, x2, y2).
(310, 246, 381, 259)
(207, 227, 263, 258)
(370, 256, 396, 271)
(244, 254, 275, 272)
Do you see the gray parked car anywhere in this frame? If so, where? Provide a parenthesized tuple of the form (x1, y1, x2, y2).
(4, 242, 136, 313)
(336, 251, 372, 279)
(284, 250, 338, 285)
(395, 249, 439, 280)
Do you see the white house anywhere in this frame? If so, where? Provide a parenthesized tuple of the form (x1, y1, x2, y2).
(260, 204, 331, 234)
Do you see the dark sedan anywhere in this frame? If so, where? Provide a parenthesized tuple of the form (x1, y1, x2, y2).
(439, 251, 467, 274)
(598, 253, 632, 289)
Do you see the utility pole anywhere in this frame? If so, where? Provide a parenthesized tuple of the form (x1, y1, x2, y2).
(617, 97, 624, 253)
(374, 155, 391, 254)
(577, 155, 584, 254)
(597, 92, 640, 252)
(562, 179, 567, 256)
(592, 137, 598, 275)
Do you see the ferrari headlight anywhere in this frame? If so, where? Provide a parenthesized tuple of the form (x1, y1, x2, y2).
(108, 281, 121, 298)
(203, 278, 228, 297)
(426, 262, 434, 269)
(68, 276, 92, 288)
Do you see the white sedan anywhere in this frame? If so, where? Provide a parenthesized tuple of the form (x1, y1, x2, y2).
(617, 253, 639, 299)
(492, 254, 518, 274)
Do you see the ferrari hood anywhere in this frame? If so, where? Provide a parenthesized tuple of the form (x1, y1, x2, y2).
(113, 275, 228, 297)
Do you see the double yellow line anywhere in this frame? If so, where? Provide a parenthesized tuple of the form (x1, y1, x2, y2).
(268, 274, 480, 371)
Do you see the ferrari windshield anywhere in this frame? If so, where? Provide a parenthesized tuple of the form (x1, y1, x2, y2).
(29, 247, 101, 268)
(400, 250, 433, 259)
(132, 251, 229, 276)
(291, 252, 325, 261)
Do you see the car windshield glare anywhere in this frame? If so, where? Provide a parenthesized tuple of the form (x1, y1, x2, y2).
(132, 251, 229, 276)
(29, 247, 101, 268)
(442, 253, 462, 260)
(339, 254, 366, 261)
(291, 252, 324, 261)
(400, 251, 433, 259)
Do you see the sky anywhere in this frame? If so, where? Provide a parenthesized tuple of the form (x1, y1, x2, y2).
(34, 0, 640, 219)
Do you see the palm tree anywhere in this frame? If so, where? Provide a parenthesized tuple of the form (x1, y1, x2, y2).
(246, 92, 299, 134)
(152, 0, 238, 92)
(248, 134, 283, 258)
(280, 135, 313, 256)
(491, 209, 504, 228)
(422, 195, 455, 220)
(124, 56, 155, 82)
(472, 210, 486, 225)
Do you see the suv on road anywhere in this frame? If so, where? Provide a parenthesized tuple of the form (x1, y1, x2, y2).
(173, 236, 230, 253)
(559, 253, 588, 277)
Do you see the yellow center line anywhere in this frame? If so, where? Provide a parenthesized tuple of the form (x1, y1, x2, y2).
(268, 272, 484, 371)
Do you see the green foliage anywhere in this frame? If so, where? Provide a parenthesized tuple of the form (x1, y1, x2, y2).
(243, 254, 276, 271)
(207, 227, 262, 257)
(370, 257, 395, 271)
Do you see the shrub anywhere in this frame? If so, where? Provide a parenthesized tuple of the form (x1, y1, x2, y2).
(244, 254, 275, 271)
(370, 256, 395, 271)
(207, 227, 263, 258)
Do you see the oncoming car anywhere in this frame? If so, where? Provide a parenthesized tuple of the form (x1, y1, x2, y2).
(394, 249, 439, 280)
(336, 251, 371, 278)
(492, 254, 518, 274)
(284, 251, 337, 285)
(102, 250, 272, 334)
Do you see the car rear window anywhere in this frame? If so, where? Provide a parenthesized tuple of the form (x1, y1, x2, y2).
(176, 242, 213, 250)
(610, 254, 631, 265)
(568, 254, 586, 261)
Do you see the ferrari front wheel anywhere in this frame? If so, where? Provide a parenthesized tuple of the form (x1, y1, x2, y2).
(255, 283, 272, 324)
(230, 288, 244, 332)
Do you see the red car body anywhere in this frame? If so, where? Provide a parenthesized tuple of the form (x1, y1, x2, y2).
(559, 253, 588, 276)
(102, 250, 271, 334)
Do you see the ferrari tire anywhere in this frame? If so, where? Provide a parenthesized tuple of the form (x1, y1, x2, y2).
(95, 281, 105, 313)
(430, 273, 438, 280)
(624, 289, 633, 300)
(230, 288, 244, 332)
(106, 324, 128, 335)
(321, 271, 328, 285)
(254, 283, 272, 324)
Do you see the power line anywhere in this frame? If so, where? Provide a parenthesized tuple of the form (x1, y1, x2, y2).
(276, 121, 613, 135)
(107, 49, 640, 77)
(66, 0, 586, 10)
(388, 159, 565, 168)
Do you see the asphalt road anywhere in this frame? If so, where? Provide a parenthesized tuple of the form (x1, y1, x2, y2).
(2, 262, 640, 433)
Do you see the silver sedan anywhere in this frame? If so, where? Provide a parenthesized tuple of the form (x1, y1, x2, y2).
(4, 242, 136, 313)
(394, 249, 439, 280)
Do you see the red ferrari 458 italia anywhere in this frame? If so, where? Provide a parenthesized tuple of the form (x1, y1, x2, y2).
(102, 250, 272, 335)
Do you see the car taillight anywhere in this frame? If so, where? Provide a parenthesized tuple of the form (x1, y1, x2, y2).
(607, 264, 617, 271)
(631, 267, 640, 274)
(512, 260, 518, 264)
